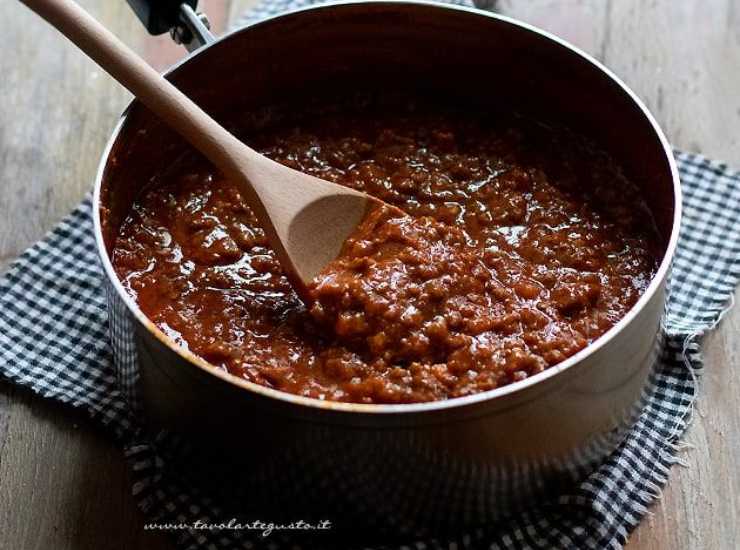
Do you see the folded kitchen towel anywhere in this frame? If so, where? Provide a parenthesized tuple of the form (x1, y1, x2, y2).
(1, 3, 740, 549)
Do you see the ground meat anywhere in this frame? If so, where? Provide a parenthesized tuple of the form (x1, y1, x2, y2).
(308, 207, 499, 363)
(112, 98, 660, 404)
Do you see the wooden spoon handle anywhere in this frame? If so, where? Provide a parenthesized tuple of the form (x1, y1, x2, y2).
(20, 0, 251, 184)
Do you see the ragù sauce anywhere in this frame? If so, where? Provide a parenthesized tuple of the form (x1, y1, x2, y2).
(112, 99, 660, 404)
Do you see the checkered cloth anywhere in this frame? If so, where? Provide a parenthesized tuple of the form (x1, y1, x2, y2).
(2, 3, 740, 549)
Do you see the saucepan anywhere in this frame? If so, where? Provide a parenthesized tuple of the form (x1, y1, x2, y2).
(93, 0, 681, 536)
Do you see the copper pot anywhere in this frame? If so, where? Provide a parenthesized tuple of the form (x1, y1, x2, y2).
(93, 0, 681, 535)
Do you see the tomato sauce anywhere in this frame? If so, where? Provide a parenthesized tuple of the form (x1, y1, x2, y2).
(112, 99, 659, 404)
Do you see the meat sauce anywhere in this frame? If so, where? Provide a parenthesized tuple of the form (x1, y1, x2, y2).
(112, 99, 660, 404)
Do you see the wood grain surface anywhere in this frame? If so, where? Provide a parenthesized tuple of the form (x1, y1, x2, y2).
(0, 1, 737, 548)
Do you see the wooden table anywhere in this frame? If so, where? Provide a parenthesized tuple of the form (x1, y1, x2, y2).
(0, 1, 737, 548)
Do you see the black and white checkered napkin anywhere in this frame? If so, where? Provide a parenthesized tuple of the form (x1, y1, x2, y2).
(2, 3, 740, 549)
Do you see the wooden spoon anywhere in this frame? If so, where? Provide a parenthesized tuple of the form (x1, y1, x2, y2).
(20, 0, 391, 298)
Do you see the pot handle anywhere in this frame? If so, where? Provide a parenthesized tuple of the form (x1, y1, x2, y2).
(125, 0, 215, 51)
(126, 1, 498, 51)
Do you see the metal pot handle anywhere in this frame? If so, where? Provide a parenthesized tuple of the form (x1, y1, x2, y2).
(126, 0, 497, 53)
(125, 0, 214, 52)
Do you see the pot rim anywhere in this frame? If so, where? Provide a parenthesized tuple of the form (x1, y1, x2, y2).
(92, 0, 682, 415)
